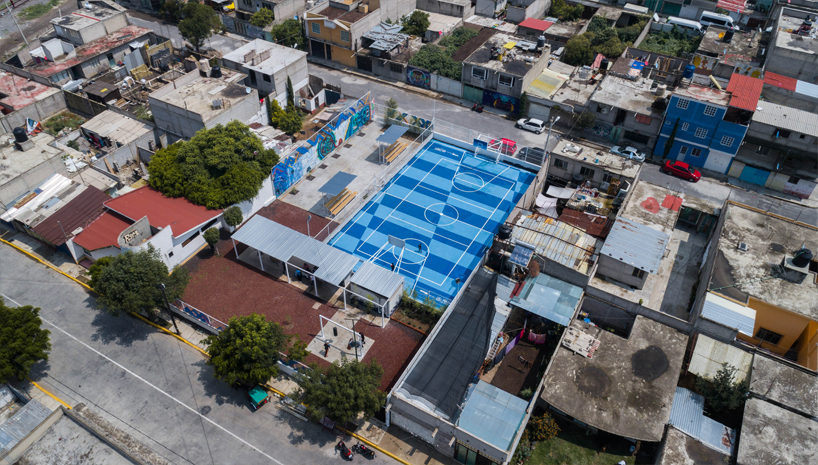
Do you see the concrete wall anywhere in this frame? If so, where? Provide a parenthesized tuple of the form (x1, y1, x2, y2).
(548, 153, 636, 189)
(273, 0, 308, 23)
(417, 0, 474, 18)
(372, 58, 406, 81)
(273, 56, 309, 98)
(475, 0, 505, 17)
(588, 101, 661, 149)
(463, 51, 549, 100)
(761, 85, 818, 113)
(506, 0, 549, 24)
(585, 283, 696, 334)
(536, 253, 592, 288)
(595, 255, 649, 289)
(766, 9, 818, 80)
(0, 406, 64, 465)
(745, 120, 818, 153)
(76, 40, 148, 80)
(0, 91, 67, 135)
(55, 13, 129, 45)
(233, 174, 276, 225)
(204, 91, 263, 129)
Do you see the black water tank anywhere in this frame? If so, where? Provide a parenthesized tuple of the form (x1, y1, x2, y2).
(723, 29, 734, 43)
(536, 35, 546, 49)
(572, 173, 585, 185)
(600, 58, 609, 71)
(498, 224, 512, 240)
(792, 248, 813, 267)
(12, 127, 27, 143)
(211, 66, 222, 78)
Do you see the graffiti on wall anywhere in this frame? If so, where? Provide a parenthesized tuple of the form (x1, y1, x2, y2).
(482, 90, 519, 112)
(399, 113, 432, 129)
(406, 67, 431, 90)
(174, 299, 227, 332)
(272, 93, 372, 195)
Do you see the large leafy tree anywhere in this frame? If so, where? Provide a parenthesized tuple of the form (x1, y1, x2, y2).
(402, 11, 430, 36)
(202, 314, 290, 386)
(696, 363, 749, 414)
(148, 122, 279, 209)
(179, 1, 221, 53)
(249, 8, 274, 28)
(0, 299, 51, 383)
(92, 244, 189, 316)
(563, 34, 593, 66)
(160, 0, 184, 23)
(271, 19, 305, 48)
(293, 358, 386, 425)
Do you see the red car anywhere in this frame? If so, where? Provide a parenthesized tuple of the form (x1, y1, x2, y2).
(662, 160, 701, 182)
(489, 138, 517, 155)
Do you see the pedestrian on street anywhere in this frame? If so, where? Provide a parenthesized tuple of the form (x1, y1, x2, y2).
(360, 332, 366, 345)
(324, 341, 331, 357)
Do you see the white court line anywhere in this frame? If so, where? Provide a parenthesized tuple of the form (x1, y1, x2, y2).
(0, 292, 285, 465)
(380, 191, 499, 230)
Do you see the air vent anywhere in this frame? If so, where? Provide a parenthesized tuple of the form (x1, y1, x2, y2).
(737, 242, 749, 252)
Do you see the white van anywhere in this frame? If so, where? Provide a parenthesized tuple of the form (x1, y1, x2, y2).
(699, 12, 737, 29)
(667, 16, 704, 34)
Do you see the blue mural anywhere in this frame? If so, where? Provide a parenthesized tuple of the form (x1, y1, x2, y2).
(406, 67, 431, 90)
(482, 90, 519, 113)
(272, 93, 372, 195)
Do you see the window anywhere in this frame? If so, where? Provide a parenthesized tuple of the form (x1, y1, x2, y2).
(679, 146, 688, 155)
(694, 127, 708, 138)
(676, 98, 690, 110)
(200, 218, 219, 232)
(168, 251, 174, 258)
(703, 105, 717, 116)
(242, 0, 251, 6)
(756, 328, 783, 346)
(774, 128, 791, 138)
(471, 67, 487, 80)
(690, 147, 702, 157)
(340, 30, 350, 42)
(681, 122, 689, 131)
(579, 166, 595, 177)
(788, 176, 800, 184)
(389, 63, 402, 73)
(89, 57, 100, 67)
(602, 173, 614, 183)
(50, 70, 71, 82)
(720, 135, 734, 147)
(311, 22, 320, 34)
(498, 74, 515, 87)
(181, 231, 201, 248)
(554, 158, 568, 169)
(632, 268, 646, 279)
(262, 74, 271, 82)
(69, 29, 80, 39)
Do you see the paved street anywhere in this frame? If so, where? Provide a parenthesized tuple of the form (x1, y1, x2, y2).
(0, 244, 395, 465)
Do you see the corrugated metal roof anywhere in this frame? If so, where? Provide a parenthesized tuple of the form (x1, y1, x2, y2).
(457, 380, 528, 452)
(752, 101, 818, 137)
(510, 273, 583, 326)
(726, 74, 763, 112)
(669, 387, 735, 455)
(701, 292, 756, 335)
(688, 334, 753, 383)
(0, 174, 85, 226)
(511, 215, 601, 275)
(0, 399, 51, 453)
(105, 187, 222, 237)
(233, 215, 359, 285)
(81, 110, 153, 146)
(349, 261, 403, 298)
(72, 210, 133, 251)
(508, 243, 535, 266)
(600, 217, 669, 274)
(31, 186, 109, 246)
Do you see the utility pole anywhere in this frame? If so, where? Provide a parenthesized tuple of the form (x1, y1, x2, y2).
(5, 1, 28, 46)
(543, 116, 560, 165)
(158, 283, 181, 335)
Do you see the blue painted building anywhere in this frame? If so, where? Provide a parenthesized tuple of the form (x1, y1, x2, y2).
(654, 85, 750, 174)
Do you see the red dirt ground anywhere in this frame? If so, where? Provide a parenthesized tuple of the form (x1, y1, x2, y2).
(182, 223, 423, 391)
(255, 200, 339, 239)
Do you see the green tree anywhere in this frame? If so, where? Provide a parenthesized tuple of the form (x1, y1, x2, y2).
(160, 0, 184, 22)
(563, 34, 593, 66)
(550, 0, 584, 21)
(178, 1, 221, 53)
(279, 108, 303, 134)
(576, 111, 596, 128)
(438, 27, 478, 49)
(696, 363, 749, 414)
(518, 92, 530, 118)
(224, 206, 244, 228)
(662, 117, 679, 159)
(148, 122, 279, 209)
(408, 44, 462, 80)
(268, 97, 285, 127)
(271, 19, 305, 48)
(402, 10, 430, 36)
(87, 256, 114, 289)
(91, 245, 189, 317)
(249, 8, 274, 27)
(383, 97, 400, 128)
(286, 335, 309, 363)
(0, 299, 51, 383)
(286, 76, 295, 110)
(293, 358, 386, 424)
(204, 227, 220, 256)
(202, 314, 290, 386)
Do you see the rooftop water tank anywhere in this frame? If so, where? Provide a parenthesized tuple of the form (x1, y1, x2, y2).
(498, 224, 512, 240)
(211, 66, 222, 78)
(12, 127, 27, 144)
(683, 64, 696, 79)
(792, 248, 813, 268)
(537, 35, 546, 49)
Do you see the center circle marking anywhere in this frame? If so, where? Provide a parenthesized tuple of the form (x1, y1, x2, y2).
(452, 172, 485, 193)
(424, 203, 459, 227)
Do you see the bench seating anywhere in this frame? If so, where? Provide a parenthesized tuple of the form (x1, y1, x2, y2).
(384, 140, 409, 163)
(326, 188, 357, 216)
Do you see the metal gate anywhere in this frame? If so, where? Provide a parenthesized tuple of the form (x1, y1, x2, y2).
(356, 56, 372, 72)
(310, 40, 326, 59)
(738, 165, 770, 186)
(463, 84, 483, 103)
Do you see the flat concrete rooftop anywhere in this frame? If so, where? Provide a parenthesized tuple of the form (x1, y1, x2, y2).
(591, 76, 662, 117)
(658, 426, 731, 465)
(465, 33, 546, 76)
(0, 133, 64, 185)
(750, 355, 818, 417)
(698, 26, 762, 59)
(620, 180, 683, 235)
(222, 39, 307, 76)
(551, 138, 641, 178)
(776, 13, 818, 55)
(710, 202, 818, 320)
(540, 316, 687, 441)
(673, 85, 731, 107)
(149, 69, 254, 121)
(737, 398, 818, 465)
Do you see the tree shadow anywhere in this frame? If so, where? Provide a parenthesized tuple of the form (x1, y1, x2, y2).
(285, 415, 337, 448)
(192, 358, 249, 410)
(88, 298, 151, 347)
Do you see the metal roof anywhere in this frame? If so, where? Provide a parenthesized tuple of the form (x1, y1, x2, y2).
(668, 387, 736, 455)
(349, 260, 404, 298)
(104, 187, 222, 237)
(72, 211, 133, 251)
(752, 101, 818, 137)
(375, 125, 409, 145)
(688, 334, 752, 383)
(457, 380, 528, 452)
(508, 242, 535, 266)
(31, 186, 109, 246)
(81, 110, 153, 146)
(363, 22, 408, 52)
(701, 292, 756, 335)
(510, 273, 583, 326)
(726, 74, 763, 112)
(0, 399, 52, 454)
(318, 171, 357, 197)
(232, 215, 360, 285)
(0, 174, 86, 227)
(511, 215, 601, 274)
(600, 217, 669, 274)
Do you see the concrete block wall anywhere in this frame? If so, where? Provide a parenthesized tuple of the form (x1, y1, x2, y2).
(0, 91, 67, 135)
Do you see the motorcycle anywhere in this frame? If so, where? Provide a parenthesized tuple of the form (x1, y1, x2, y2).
(337, 441, 354, 460)
(471, 104, 484, 113)
(352, 444, 376, 459)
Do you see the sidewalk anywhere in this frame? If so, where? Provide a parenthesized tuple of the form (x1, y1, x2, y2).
(0, 228, 87, 280)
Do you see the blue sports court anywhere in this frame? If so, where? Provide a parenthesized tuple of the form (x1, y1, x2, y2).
(329, 140, 535, 306)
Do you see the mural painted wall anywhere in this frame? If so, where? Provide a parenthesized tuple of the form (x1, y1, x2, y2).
(272, 93, 372, 195)
(406, 67, 431, 90)
(482, 90, 519, 112)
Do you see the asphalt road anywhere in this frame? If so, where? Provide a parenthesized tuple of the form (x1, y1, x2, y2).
(0, 244, 395, 465)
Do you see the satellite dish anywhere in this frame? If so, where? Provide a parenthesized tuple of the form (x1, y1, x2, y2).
(245, 87, 251, 94)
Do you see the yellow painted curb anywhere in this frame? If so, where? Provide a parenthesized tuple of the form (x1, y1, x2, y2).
(130, 312, 210, 358)
(28, 379, 72, 409)
(0, 238, 93, 291)
(340, 427, 411, 465)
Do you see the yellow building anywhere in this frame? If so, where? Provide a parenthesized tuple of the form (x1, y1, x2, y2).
(304, 0, 384, 68)
(698, 202, 818, 370)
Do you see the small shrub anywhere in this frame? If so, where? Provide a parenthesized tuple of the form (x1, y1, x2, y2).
(224, 206, 244, 227)
(44, 112, 85, 136)
(519, 387, 534, 400)
(528, 413, 560, 442)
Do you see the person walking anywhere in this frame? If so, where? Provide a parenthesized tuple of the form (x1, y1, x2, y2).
(324, 341, 331, 357)
(391, 263, 395, 271)
(417, 243, 423, 254)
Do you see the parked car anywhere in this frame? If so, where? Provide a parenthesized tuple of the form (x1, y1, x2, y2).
(610, 146, 646, 162)
(515, 118, 546, 134)
(662, 160, 701, 182)
(518, 146, 545, 164)
(489, 138, 518, 155)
